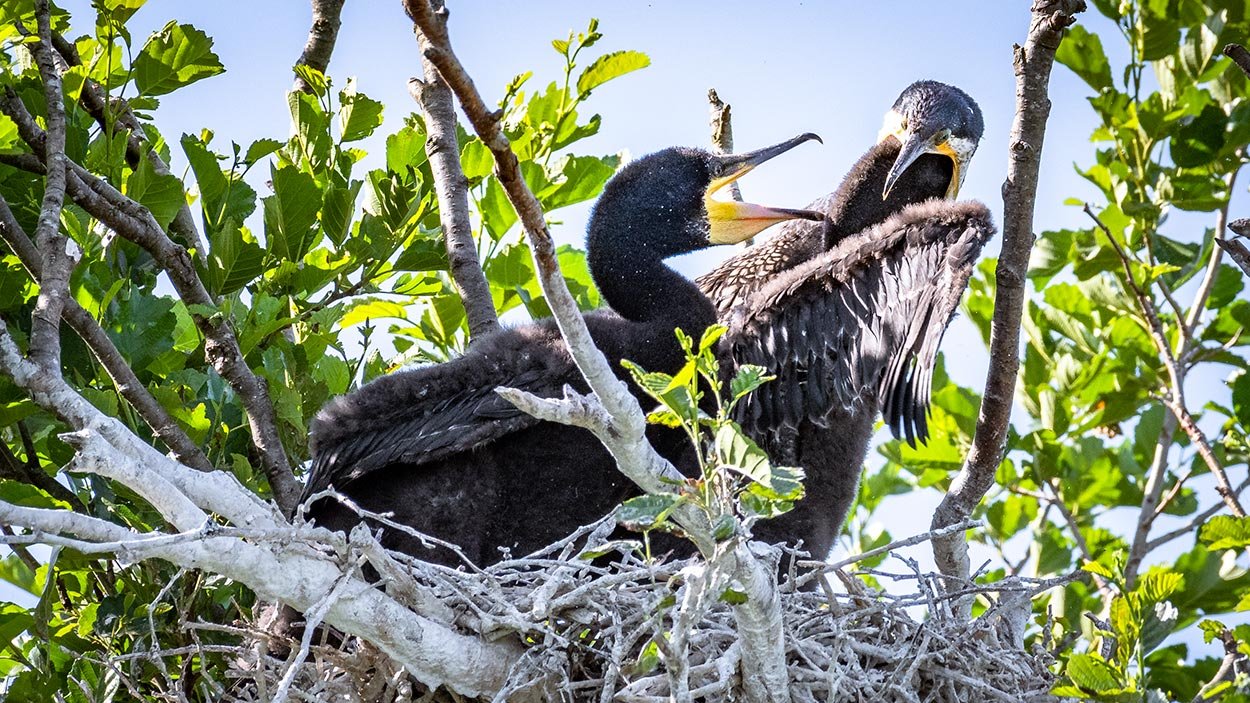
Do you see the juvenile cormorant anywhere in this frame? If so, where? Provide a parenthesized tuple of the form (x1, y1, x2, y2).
(697, 81, 992, 559)
(302, 134, 823, 565)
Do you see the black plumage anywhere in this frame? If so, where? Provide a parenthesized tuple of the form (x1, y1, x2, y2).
(698, 81, 992, 560)
(303, 135, 822, 565)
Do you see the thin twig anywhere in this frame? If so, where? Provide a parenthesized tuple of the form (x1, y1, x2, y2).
(793, 520, 980, 590)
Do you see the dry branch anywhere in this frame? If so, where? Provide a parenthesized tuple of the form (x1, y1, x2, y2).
(1225, 43, 1250, 78)
(1221, 218, 1250, 277)
(707, 88, 742, 202)
(930, 0, 1085, 597)
(294, 0, 347, 93)
(407, 33, 501, 342)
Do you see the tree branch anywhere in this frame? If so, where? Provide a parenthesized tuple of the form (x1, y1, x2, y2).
(406, 42, 500, 342)
(0, 195, 213, 471)
(707, 89, 741, 201)
(293, 0, 347, 93)
(48, 29, 207, 256)
(1224, 43, 1250, 78)
(26, 0, 72, 372)
(402, 2, 791, 698)
(0, 94, 300, 514)
(1125, 411, 1178, 586)
(930, 0, 1084, 596)
(1219, 218, 1250, 277)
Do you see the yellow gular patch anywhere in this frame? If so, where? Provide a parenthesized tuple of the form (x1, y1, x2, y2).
(934, 140, 962, 198)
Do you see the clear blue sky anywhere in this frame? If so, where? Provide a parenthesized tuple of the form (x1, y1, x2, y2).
(20, 1, 1240, 629)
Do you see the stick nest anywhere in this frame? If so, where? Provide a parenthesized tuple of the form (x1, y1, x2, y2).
(208, 529, 1065, 703)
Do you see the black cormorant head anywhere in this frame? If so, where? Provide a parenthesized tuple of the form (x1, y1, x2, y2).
(878, 80, 984, 200)
(588, 133, 824, 260)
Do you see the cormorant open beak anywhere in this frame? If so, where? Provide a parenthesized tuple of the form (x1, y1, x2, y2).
(705, 133, 825, 245)
(880, 116, 973, 200)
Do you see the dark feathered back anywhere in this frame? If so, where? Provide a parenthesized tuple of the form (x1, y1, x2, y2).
(725, 199, 996, 446)
(697, 142, 953, 318)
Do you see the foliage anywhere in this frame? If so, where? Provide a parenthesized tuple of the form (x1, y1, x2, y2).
(1, 0, 1250, 700)
(619, 324, 804, 545)
(0, 4, 644, 696)
(868, 1, 1250, 700)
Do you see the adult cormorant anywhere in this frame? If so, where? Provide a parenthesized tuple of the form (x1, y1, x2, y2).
(698, 81, 992, 560)
(302, 134, 823, 565)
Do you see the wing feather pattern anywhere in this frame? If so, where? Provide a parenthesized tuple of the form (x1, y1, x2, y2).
(721, 199, 995, 446)
(302, 323, 578, 502)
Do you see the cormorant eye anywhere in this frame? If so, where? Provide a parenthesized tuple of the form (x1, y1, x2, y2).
(936, 128, 951, 144)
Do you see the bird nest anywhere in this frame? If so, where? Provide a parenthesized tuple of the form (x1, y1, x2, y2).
(208, 523, 1066, 703)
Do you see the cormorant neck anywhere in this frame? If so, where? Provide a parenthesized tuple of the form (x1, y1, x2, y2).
(823, 140, 954, 249)
(590, 246, 716, 330)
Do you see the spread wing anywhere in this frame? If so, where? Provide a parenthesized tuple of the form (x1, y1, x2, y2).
(723, 199, 995, 446)
(696, 192, 835, 318)
(302, 324, 577, 502)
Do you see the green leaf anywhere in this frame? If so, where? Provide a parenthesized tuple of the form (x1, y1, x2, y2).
(206, 223, 264, 296)
(181, 134, 257, 233)
(480, 177, 518, 240)
(617, 493, 682, 529)
(243, 138, 283, 166)
(263, 164, 322, 261)
(718, 587, 749, 605)
(1056, 24, 1113, 91)
(1065, 654, 1124, 693)
(339, 298, 410, 328)
(1172, 103, 1227, 168)
(730, 364, 774, 401)
(321, 181, 361, 247)
(576, 50, 650, 97)
(134, 22, 225, 96)
(1199, 619, 1226, 644)
(125, 158, 184, 231)
(0, 113, 21, 155)
(339, 79, 384, 142)
(1207, 264, 1245, 309)
(543, 154, 618, 210)
(460, 138, 493, 181)
(715, 423, 804, 501)
(293, 64, 329, 97)
(1199, 515, 1250, 550)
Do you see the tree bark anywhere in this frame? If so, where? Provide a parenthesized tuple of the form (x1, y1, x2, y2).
(407, 36, 501, 342)
(293, 0, 347, 93)
(929, 0, 1084, 602)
